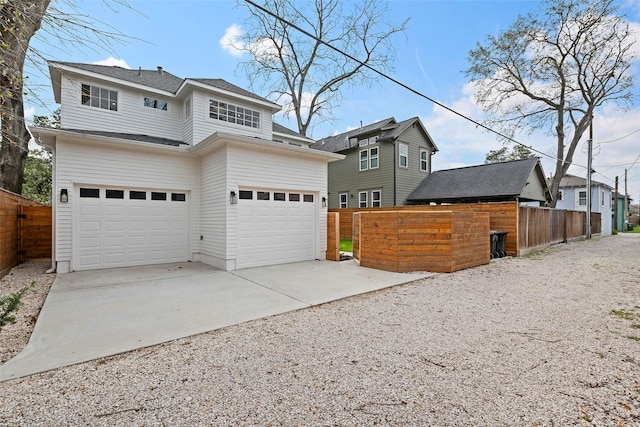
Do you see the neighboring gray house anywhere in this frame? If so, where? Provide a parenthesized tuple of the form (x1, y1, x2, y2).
(311, 117, 438, 208)
(555, 174, 613, 235)
(407, 158, 552, 204)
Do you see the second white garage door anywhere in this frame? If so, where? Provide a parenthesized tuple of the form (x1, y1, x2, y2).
(74, 186, 190, 271)
(237, 189, 317, 269)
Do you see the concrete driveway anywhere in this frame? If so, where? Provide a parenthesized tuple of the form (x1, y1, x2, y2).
(0, 260, 431, 381)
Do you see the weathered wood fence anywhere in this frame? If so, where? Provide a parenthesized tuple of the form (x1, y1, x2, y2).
(0, 189, 52, 278)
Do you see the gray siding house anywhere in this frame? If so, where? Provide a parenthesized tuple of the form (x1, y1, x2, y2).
(555, 174, 613, 235)
(311, 117, 438, 208)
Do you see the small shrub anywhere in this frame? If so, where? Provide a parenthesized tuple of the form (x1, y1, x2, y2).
(0, 282, 33, 331)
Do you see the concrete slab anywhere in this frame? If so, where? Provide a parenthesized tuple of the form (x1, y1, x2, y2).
(0, 260, 431, 382)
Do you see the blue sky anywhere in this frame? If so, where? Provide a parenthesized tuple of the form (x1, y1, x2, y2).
(26, 0, 640, 200)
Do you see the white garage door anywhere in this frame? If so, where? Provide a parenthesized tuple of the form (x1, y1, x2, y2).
(74, 186, 189, 271)
(237, 189, 317, 269)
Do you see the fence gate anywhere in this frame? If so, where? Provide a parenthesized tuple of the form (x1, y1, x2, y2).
(18, 206, 52, 260)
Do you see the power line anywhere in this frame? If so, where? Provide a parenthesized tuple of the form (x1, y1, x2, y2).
(242, 0, 571, 167)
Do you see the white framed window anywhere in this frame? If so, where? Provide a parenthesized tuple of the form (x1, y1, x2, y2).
(185, 98, 192, 119)
(577, 190, 587, 206)
(144, 97, 168, 111)
(360, 150, 368, 171)
(601, 190, 605, 207)
(359, 191, 368, 208)
(81, 84, 118, 111)
(339, 193, 348, 209)
(420, 148, 428, 172)
(399, 143, 408, 168)
(359, 138, 368, 147)
(209, 99, 260, 129)
(369, 147, 379, 169)
(371, 190, 381, 207)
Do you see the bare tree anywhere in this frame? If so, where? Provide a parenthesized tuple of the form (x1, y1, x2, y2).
(465, 0, 635, 207)
(0, 0, 132, 194)
(233, 0, 408, 137)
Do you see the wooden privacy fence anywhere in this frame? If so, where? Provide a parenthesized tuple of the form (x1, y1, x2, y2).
(0, 189, 52, 278)
(353, 210, 490, 273)
(518, 206, 601, 255)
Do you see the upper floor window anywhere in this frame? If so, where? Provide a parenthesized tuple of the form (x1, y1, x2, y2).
(601, 190, 605, 207)
(359, 137, 376, 147)
(209, 100, 260, 129)
(81, 84, 118, 111)
(578, 190, 587, 206)
(557, 190, 564, 201)
(420, 148, 428, 172)
(144, 97, 168, 111)
(339, 193, 348, 209)
(360, 149, 368, 171)
(399, 143, 408, 168)
(369, 147, 379, 169)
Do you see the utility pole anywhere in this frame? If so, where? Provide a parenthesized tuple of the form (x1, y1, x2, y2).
(614, 176, 619, 232)
(625, 168, 629, 229)
(586, 120, 593, 239)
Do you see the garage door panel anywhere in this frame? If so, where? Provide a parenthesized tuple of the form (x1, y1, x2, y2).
(74, 186, 190, 271)
(237, 189, 317, 269)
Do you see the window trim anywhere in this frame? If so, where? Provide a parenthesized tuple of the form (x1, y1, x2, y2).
(419, 147, 428, 172)
(358, 191, 368, 208)
(369, 147, 379, 169)
(143, 96, 168, 111)
(81, 83, 118, 112)
(359, 149, 368, 171)
(339, 193, 348, 209)
(577, 189, 587, 207)
(371, 190, 382, 207)
(209, 99, 261, 129)
(399, 143, 408, 168)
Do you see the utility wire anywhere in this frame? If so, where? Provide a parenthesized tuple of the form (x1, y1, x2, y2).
(242, 0, 572, 168)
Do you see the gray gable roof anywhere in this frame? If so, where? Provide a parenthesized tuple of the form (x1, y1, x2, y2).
(311, 117, 397, 153)
(272, 122, 304, 137)
(408, 158, 548, 203)
(311, 116, 438, 153)
(55, 128, 186, 147)
(50, 62, 272, 104)
(52, 62, 184, 93)
(559, 173, 611, 190)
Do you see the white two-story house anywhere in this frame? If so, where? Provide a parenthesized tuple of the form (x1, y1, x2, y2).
(31, 62, 342, 273)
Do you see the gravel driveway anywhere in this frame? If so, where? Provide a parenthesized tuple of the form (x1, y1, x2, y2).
(1, 235, 639, 426)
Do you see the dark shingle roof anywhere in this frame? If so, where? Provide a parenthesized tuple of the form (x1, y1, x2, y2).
(272, 122, 305, 138)
(311, 118, 397, 153)
(559, 174, 610, 189)
(51, 62, 272, 104)
(60, 128, 186, 147)
(53, 62, 184, 93)
(408, 158, 543, 203)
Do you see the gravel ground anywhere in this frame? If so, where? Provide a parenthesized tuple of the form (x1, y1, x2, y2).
(1, 236, 639, 426)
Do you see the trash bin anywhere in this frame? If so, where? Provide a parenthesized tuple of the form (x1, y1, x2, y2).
(495, 231, 508, 258)
(489, 230, 498, 259)
(628, 223, 634, 231)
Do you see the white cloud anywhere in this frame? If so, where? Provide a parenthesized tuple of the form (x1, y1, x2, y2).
(91, 57, 130, 69)
(24, 107, 35, 121)
(220, 24, 245, 57)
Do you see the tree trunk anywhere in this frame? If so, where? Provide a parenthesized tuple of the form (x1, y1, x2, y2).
(0, 0, 51, 194)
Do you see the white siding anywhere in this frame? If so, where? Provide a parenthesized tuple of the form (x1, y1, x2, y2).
(59, 75, 182, 141)
(191, 89, 273, 145)
(54, 138, 199, 266)
(198, 145, 229, 268)
(225, 142, 328, 263)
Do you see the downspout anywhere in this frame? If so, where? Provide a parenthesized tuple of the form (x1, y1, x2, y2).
(389, 140, 397, 206)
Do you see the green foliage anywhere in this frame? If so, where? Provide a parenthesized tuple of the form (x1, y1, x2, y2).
(0, 282, 33, 331)
(31, 108, 60, 128)
(21, 148, 51, 204)
(485, 145, 534, 163)
(340, 239, 353, 252)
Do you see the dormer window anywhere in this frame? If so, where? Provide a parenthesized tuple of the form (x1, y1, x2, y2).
(209, 99, 260, 129)
(81, 84, 118, 111)
(144, 97, 167, 111)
